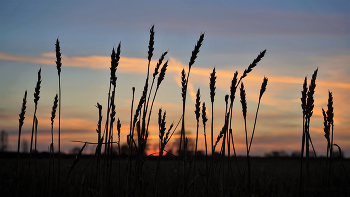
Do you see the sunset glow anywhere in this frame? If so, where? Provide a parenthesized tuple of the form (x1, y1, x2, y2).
(1, 1, 349, 158)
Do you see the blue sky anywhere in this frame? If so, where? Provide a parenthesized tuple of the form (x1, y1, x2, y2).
(1, 0, 349, 156)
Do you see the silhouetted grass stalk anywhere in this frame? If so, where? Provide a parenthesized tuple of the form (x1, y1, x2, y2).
(55, 39, 62, 194)
(227, 71, 240, 182)
(240, 82, 250, 197)
(201, 102, 209, 196)
(176, 33, 204, 195)
(104, 44, 120, 183)
(126, 87, 135, 196)
(16, 90, 27, 195)
(155, 109, 175, 196)
(299, 68, 318, 196)
(193, 89, 201, 193)
(29, 68, 41, 174)
(95, 103, 102, 192)
(248, 77, 268, 152)
(209, 68, 216, 180)
(326, 91, 334, 194)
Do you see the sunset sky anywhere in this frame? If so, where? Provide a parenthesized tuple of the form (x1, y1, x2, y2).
(1, 1, 349, 157)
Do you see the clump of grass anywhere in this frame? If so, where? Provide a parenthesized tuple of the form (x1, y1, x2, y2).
(299, 68, 318, 196)
(155, 108, 176, 196)
(104, 44, 121, 181)
(322, 91, 334, 194)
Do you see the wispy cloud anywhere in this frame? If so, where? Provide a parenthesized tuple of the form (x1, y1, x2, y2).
(2, 51, 350, 89)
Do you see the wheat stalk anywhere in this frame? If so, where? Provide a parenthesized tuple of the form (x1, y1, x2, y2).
(29, 68, 41, 178)
(193, 88, 201, 192)
(55, 39, 62, 193)
(16, 90, 27, 194)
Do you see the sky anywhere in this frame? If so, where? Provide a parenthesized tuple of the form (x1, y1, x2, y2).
(1, 0, 349, 157)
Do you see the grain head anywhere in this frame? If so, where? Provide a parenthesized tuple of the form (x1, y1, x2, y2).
(55, 39, 62, 76)
(240, 83, 247, 120)
(19, 91, 27, 128)
(34, 68, 41, 106)
(51, 94, 58, 126)
(210, 68, 216, 103)
(148, 25, 155, 62)
(189, 33, 205, 70)
(195, 89, 201, 122)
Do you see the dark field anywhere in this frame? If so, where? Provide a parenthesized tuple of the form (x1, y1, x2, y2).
(1, 153, 349, 196)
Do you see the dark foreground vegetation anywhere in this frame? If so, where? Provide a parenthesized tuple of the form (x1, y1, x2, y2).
(1, 153, 349, 197)
(5, 25, 350, 196)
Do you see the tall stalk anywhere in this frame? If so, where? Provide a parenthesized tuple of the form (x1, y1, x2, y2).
(299, 77, 308, 196)
(193, 89, 201, 192)
(104, 44, 120, 180)
(299, 68, 318, 196)
(227, 71, 239, 181)
(16, 90, 27, 195)
(326, 91, 334, 195)
(126, 87, 135, 196)
(240, 83, 250, 197)
(209, 68, 216, 178)
(95, 103, 102, 192)
(201, 102, 209, 196)
(29, 68, 41, 174)
(177, 33, 204, 195)
(55, 39, 62, 194)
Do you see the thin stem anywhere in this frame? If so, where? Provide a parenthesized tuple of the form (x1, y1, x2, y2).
(58, 76, 61, 195)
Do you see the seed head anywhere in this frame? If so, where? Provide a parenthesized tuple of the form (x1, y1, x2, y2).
(157, 60, 168, 88)
(189, 33, 204, 70)
(181, 69, 187, 101)
(301, 77, 308, 115)
(201, 102, 208, 128)
(327, 91, 333, 125)
(210, 68, 216, 103)
(241, 50, 266, 80)
(322, 108, 330, 143)
(34, 68, 41, 106)
(148, 25, 155, 62)
(259, 76, 268, 100)
(55, 39, 62, 76)
(230, 71, 238, 104)
(306, 68, 318, 119)
(19, 91, 27, 128)
(51, 94, 58, 125)
(195, 89, 201, 122)
(240, 83, 247, 119)
(110, 43, 121, 86)
(153, 51, 168, 78)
